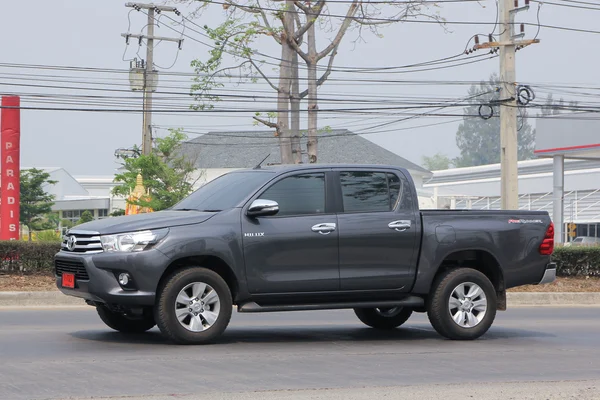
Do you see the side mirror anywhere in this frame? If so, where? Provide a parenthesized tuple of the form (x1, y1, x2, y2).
(247, 199, 279, 217)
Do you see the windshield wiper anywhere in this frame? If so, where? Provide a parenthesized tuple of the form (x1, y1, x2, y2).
(200, 209, 222, 212)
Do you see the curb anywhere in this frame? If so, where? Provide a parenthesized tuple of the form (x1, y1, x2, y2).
(507, 292, 600, 306)
(0, 291, 84, 307)
(1, 291, 599, 308)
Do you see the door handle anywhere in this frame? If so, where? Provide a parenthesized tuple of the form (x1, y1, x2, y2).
(388, 220, 411, 232)
(311, 223, 336, 235)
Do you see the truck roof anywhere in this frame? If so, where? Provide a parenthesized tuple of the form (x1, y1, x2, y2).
(248, 163, 409, 173)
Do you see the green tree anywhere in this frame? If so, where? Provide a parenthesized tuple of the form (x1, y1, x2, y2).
(454, 74, 535, 167)
(20, 168, 57, 241)
(422, 153, 454, 171)
(110, 209, 125, 217)
(61, 219, 75, 230)
(77, 210, 94, 225)
(112, 129, 200, 211)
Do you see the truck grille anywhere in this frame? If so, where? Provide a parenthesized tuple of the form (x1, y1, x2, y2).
(55, 259, 89, 280)
(61, 232, 103, 254)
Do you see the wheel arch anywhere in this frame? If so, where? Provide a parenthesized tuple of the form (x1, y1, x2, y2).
(433, 249, 506, 311)
(156, 255, 240, 303)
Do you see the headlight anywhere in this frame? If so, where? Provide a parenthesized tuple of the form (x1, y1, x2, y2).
(100, 228, 169, 253)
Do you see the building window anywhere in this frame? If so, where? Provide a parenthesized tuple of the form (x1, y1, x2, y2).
(62, 210, 94, 225)
(98, 209, 109, 219)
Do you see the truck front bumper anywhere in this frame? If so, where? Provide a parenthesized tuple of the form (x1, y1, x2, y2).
(54, 249, 171, 307)
(538, 262, 557, 285)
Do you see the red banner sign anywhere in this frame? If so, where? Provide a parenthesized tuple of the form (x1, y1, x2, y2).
(0, 96, 21, 240)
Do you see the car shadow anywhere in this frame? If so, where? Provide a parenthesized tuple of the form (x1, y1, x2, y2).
(69, 323, 555, 346)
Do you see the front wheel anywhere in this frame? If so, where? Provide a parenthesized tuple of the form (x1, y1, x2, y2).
(155, 267, 233, 345)
(354, 307, 413, 330)
(427, 268, 497, 340)
(96, 305, 156, 333)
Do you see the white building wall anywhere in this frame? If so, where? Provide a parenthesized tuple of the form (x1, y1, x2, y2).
(424, 159, 600, 223)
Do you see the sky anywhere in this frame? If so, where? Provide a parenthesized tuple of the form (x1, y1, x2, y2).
(0, 0, 597, 175)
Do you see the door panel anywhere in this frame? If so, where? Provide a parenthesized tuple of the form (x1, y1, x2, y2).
(337, 171, 418, 291)
(243, 214, 339, 293)
(242, 171, 340, 294)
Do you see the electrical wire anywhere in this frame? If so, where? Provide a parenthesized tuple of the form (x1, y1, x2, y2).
(151, 15, 186, 70)
(122, 9, 137, 62)
(533, 1, 542, 41)
(530, 0, 600, 11)
(157, 9, 497, 75)
(183, 0, 600, 35)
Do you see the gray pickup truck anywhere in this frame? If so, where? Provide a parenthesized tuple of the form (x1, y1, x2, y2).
(55, 164, 556, 344)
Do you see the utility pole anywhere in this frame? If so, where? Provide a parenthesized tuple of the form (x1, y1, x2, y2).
(475, 0, 539, 210)
(122, 3, 183, 155)
(499, 0, 518, 210)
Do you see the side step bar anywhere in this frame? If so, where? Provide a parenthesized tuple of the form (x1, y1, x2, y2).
(237, 296, 424, 313)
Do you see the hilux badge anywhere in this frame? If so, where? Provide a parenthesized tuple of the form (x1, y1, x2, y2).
(244, 232, 265, 237)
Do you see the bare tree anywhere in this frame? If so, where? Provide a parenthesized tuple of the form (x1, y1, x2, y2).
(182, 0, 444, 163)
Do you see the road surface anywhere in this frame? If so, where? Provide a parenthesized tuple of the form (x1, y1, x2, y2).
(0, 306, 599, 399)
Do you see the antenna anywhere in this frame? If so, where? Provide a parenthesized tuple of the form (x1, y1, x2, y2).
(253, 153, 271, 170)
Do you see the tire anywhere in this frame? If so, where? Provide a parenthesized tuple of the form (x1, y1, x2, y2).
(96, 305, 156, 333)
(155, 267, 233, 345)
(354, 307, 413, 330)
(427, 268, 497, 340)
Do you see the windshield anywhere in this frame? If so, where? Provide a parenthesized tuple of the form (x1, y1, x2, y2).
(573, 238, 583, 242)
(172, 171, 273, 211)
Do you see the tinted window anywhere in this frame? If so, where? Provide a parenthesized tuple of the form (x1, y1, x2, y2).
(340, 172, 390, 212)
(388, 173, 402, 210)
(339, 171, 413, 213)
(391, 172, 414, 210)
(172, 171, 273, 211)
(260, 173, 326, 216)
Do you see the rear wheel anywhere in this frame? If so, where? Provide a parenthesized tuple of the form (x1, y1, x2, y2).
(155, 267, 233, 345)
(354, 307, 413, 330)
(96, 305, 156, 333)
(427, 268, 497, 340)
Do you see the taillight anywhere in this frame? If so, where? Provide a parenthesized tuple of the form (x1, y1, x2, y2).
(539, 222, 554, 255)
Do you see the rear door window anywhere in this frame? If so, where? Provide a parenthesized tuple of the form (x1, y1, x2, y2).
(338, 171, 413, 213)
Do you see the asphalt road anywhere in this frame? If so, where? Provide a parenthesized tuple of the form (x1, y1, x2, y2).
(0, 306, 599, 400)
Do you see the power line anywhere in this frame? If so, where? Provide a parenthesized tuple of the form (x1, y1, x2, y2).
(187, 0, 600, 35)
(531, 0, 600, 10)
(152, 8, 497, 76)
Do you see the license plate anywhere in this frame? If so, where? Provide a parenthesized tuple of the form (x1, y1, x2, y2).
(62, 273, 75, 289)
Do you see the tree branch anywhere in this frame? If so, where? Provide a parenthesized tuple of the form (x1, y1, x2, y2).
(316, 1, 358, 61)
(287, 35, 309, 63)
(293, 11, 303, 45)
(253, 116, 279, 130)
(209, 61, 250, 80)
(223, 0, 261, 15)
(293, 0, 310, 13)
(294, 0, 326, 40)
(256, 0, 281, 44)
(299, 42, 339, 99)
(248, 58, 280, 92)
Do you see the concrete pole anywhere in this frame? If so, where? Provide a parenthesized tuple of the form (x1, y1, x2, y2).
(553, 155, 564, 244)
(499, 0, 519, 210)
(142, 6, 155, 156)
(123, 4, 181, 155)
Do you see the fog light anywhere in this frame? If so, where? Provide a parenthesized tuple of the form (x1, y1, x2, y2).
(118, 273, 131, 286)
